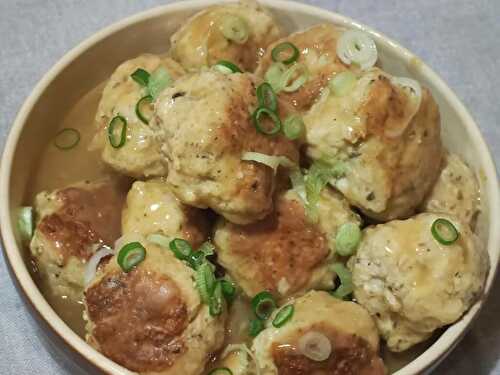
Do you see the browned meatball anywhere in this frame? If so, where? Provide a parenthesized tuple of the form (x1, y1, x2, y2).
(30, 179, 127, 301)
(151, 70, 298, 224)
(84, 240, 226, 375)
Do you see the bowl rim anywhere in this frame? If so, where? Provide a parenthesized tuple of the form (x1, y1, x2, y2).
(1, 0, 498, 374)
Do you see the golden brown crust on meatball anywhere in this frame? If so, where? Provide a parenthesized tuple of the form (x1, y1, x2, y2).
(255, 24, 349, 111)
(85, 269, 188, 372)
(272, 324, 385, 375)
(222, 197, 329, 296)
(38, 183, 124, 264)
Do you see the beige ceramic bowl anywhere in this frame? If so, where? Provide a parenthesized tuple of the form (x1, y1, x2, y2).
(1, 0, 499, 374)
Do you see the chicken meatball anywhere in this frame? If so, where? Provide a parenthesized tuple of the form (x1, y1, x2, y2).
(84, 237, 226, 374)
(122, 179, 210, 248)
(213, 188, 360, 298)
(252, 291, 385, 375)
(93, 54, 185, 178)
(421, 153, 480, 228)
(305, 68, 443, 221)
(255, 24, 350, 112)
(350, 213, 489, 352)
(170, 0, 281, 71)
(151, 70, 298, 224)
(30, 179, 127, 301)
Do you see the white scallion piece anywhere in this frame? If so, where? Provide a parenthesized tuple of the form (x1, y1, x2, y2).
(84, 247, 115, 286)
(336, 30, 378, 70)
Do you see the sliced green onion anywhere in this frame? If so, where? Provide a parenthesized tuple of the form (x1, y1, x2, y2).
(249, 318, 265, 337)
(241, 152, 295, 172)
(148, 67, 172, 99)
(135, 95, 153, 125)
(188, 251, 206, 269)
(117, 242, 146, 273)
(335, 222, 362, 256)
(256, 82, 278, 112)
(431, 218, 459, 245)
(304, 161, 335, 222)
(209, 281, 224, 316)
(18, 206, 34, 243)
(281, 63, 309, 93)
(169, 238, 193, 261)
(54, 128, 80, 150)
(214, 60, 242, 74)
(208, 368, 233, 375)
(131, 68, 150, 87)
(198, 241, 216, 257)
(252, 107, 281, 135)
(195, 262, 216, 304)
(271, 42, 300, 65)
(220, 14, 249, 44)
(251, 291, 277, 320)
(146, 233, 172, 248)
(221, 279, 237, 303)
(330, 263, 353, 300)
(336, 30, 378, 70)
(282, 115, 305, 140)
(329, 71, 357, 97)
(107, 115, 127, 149)
(265, 63, 287, 92)
(272, 304, 294, 328)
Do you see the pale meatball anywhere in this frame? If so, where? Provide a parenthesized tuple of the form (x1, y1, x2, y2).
(30, 180, 127, 301)
(305, 68, 443, 221)
(151, 70, 298, 224)
(255, 23, 349, 112)
(252, 291, 385, 375)
(213, 189, 360, 298)
(84, 238, 226, 374)
(122, 179, 210, 248)
(421, 153, 480, 227)
(351, 213, 489, 352)
(170, 0, 281, 71)
(93, 54, 185, 177)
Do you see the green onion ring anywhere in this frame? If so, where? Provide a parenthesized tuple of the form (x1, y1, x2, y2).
(431, 218, 459, 245)
(335, 222, 362, 256)
(330, 263, 353, 300)
(54, 128, 80, 150)
(249, 318, 265, 337)
(251, 291, 277, 320)
(281, 63, 309, 93)
(188, 251, 205, 270)
(256, 82, 278, 112)
(272, 304, 294, 328)
(131, 68, 150, 87)
(220, 14, 249, 44)
(208, 368, 233, 375)
(117, 242, 146, 273)
(271, 42, 300, 65)
(135, 95, 153, 125)
(169, 238, 193, 261)
(107, 115, 127, 149)
(209, 281, 224, 316)
(214, 60, 242, 74)
(195, 262, 216, 304)
(282, 115, 305, 140)
(252, 107, 281, 135)
(18, 206, 34, 243)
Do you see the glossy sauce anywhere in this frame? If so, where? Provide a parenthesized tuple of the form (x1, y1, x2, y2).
(26, 82, 433, 374)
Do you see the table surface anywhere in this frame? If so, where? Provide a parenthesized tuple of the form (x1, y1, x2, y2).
(1, 0, 499, 373)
